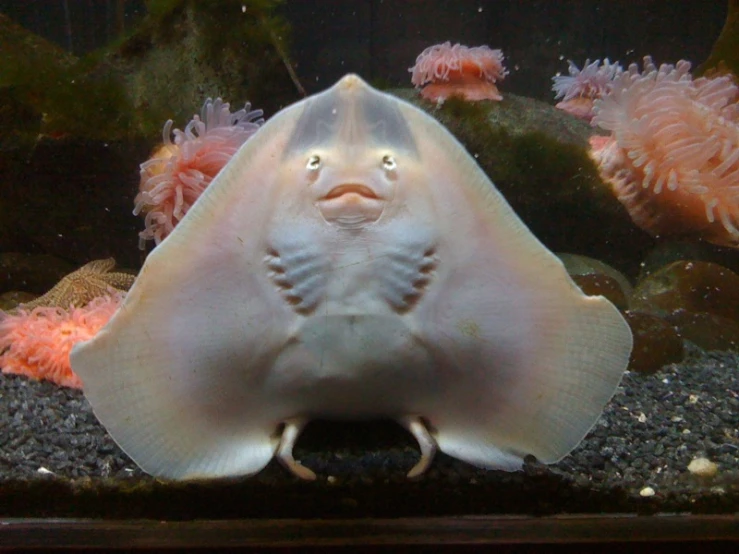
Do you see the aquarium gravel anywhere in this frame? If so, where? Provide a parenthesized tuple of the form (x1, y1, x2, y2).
(0, 346, 737, 519)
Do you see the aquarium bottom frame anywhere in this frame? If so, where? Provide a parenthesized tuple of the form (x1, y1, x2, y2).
(0, 513, 737, 549)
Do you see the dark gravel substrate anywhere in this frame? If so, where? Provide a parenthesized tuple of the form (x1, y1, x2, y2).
(0, 346, 737, 519)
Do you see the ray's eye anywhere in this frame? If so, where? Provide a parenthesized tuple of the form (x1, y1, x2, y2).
(382, 154, 397, 172)
(307, 155, 321, 171)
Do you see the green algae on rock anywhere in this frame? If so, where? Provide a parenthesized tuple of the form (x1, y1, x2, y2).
(0, 1, 296, 143)
(697, 0, 739, 79)
(0, 1, 299, 268)
(111, 0, 297, 136)
(0, 13, 134, 143)
(390, 89, 654, 278)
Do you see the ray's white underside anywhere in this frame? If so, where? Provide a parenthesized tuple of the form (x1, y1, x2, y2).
(71, 75, 632, 481)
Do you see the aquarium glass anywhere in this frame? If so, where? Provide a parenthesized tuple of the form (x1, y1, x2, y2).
(0, 0, 737, 528)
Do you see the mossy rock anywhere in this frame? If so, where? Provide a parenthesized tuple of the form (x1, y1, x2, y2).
(108, 0, 298, 135)
(697, 0, 739, 78)
(0, 1, 298, 144)
(390, 90, 654, 279)
(0, 1, 299, 266)
(0, 13, 136, 142)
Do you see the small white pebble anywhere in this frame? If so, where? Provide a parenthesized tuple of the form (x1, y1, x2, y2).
(327, 475, 337, 484)
(671, 416, 683, 422)
(637, 412, 647, 423)
(687, 457, 719, 478)
(639, 486, 656, 497)
(682, 429, 691, 435)
(710, 486, 726, 495)
(689, 394, 699, 404)
(37, 467, 55, 475)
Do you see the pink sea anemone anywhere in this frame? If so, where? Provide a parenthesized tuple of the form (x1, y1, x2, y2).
(590, 56, 739, 248)
(0, 293, 123, 388)
(552, 59, 623, 121)
(409, 42, 508, 103)
(134, 97, 264, 248)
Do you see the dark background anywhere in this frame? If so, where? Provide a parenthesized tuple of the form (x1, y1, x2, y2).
(0, 0, 728, 100)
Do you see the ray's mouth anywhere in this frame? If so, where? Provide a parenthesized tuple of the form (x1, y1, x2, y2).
(323, 184, 379, 200)
(317, 182, 386, 228)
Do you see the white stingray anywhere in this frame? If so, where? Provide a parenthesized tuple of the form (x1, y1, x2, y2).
(70, 75, 633, 481)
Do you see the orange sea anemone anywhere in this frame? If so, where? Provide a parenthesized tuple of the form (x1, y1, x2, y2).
(134, 97, 264, 248)
(590, 56, 739, 248)
(552, 59, 623, 121)
(409, 42, 508, 103)
(0, 293, 123, 389)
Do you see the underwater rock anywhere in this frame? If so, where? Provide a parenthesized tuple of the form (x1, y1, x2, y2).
(108, 0, 297, 132)
(628, 260, 739, 353)
(0, 12, 140, 142)
(560, 252, 633, 307)
(622, 311, 685, 374)
(559, 252, 633, 296)
(1, 3, 300, 268)
(688, 457, 719, 478)
(666, 311, 739, 352)
(1, 3, 296, 142)
(629, 260, 739, 323)
(697, 0, 739, 78)
(637, 240, 739, 282)
(391, 89, 653, 277)
(572, 273, 628, 311)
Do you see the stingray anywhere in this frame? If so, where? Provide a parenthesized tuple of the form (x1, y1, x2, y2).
(70, 75, 633, 481)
